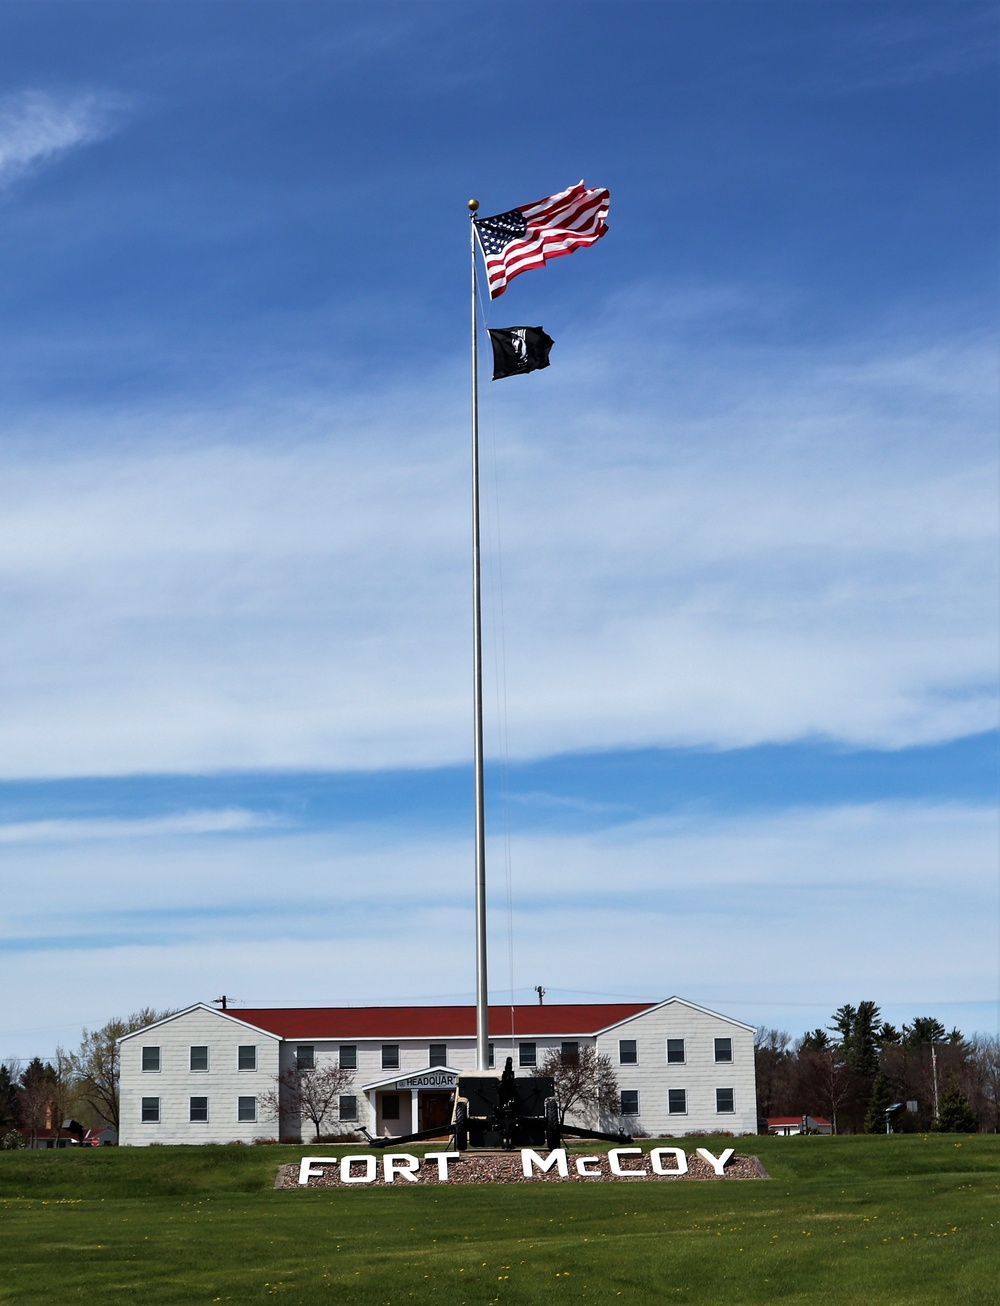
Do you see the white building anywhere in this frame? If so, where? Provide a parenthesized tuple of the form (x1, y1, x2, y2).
(118, 997, 757, 1145)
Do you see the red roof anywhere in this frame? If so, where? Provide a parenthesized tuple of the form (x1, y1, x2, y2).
(767, 1116, 832, 1127)
(228, 1003, 654, 1039)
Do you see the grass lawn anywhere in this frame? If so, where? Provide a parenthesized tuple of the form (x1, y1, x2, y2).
(0, 1134, 997, 1304)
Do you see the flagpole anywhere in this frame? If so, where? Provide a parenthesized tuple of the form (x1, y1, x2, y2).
(469, 198, 489, 1073)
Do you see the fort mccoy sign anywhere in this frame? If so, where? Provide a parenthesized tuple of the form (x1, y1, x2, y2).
(282, 1145, 767, 1189)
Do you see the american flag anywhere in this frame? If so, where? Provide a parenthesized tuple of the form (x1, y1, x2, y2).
(473, 181, 610, 299)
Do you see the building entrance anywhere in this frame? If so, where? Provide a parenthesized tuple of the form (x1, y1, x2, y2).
(419, 1091, 453, 1132)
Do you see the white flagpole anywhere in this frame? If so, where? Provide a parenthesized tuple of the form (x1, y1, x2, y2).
(468, 199, 489, 1072)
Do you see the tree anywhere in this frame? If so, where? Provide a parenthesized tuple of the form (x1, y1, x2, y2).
(796, 1039, 854, 1135)
(799, 1028, 831, 1052)
(0, 1061, 20, 1132)
(967, 1035, 1000, 1133)
(69, 1008, 175, 1131)
(539, 1045, 620, 1127)
(863, 1071, 894, 1134)
(754, 1028, 793, 1118)
(932, 1085, 978, 1134)
(827, 1001, 882, 1131)
(831, 1000, 881, 1081)
(261, 1064, 356, 1142)
(902, 1017, 947, 1049)
(18, 1058, 57, 1144)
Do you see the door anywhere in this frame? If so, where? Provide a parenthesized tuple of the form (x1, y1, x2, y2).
(419, 1091, 453, 1132)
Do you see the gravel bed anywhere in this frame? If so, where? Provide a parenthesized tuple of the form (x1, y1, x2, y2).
(276, 1150, 766, 1188)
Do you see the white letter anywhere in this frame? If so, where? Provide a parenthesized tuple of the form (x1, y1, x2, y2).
(298, 1156, 337, 1185)
(696, 1146, 735, 1176)
(340, 1154, 377, 1184)
(383, 1153, 420, 1183)
(521, 1148, 568, 1177)
(424, 1151, 461, 1182)
(609, 1147, 647, 1177)
(649, 1147, 688, 1176)
(575, 1155, 602, 1177)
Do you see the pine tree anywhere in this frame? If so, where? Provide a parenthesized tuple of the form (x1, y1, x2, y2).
(0, 1064, 19, 1130)
(864, 1071, 894, 1133)
(932, 1087, 978, 1133)
(902, 1016, 946, 1049)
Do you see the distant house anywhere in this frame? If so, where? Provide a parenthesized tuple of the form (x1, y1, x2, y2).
(84, 1126, 117, 1146)
(22, 1126, 82, 1150)
(766, 1115, 833, 1136)
(118, 997, 758, 1144)
(18, 1116, 116, 1148)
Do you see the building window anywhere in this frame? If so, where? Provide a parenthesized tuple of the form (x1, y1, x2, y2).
(238, 1045, 256, 1071)
(296, 1045, 315, 1071)
(339, 1096, 358, 1121)
(668, 1088, 687, 1114)
(429, 1043, 447, 1067)
(620, 1090, 639, 1116)
(519, 1043, 536, 1068)
(666, 1038, 685, 1064)
(190, 1097, 209, 1123)
(141, 1097, 160, 1122)
(561, 1041, 580, 1065)
(619, 1039, 638, 1065)
(381, 1094, 400, 1120)
(381, 1044, 399, 1070)
(141, 1047, 160, 1072)
(238, 1096, 257, 1122)
(488, 1043, 495, 1068)
(339, 1045, 357, 1070)
(716, 1088, 735, 1113)
(189, 1046, 209, 1072)
(714, 1037, 733, 1063)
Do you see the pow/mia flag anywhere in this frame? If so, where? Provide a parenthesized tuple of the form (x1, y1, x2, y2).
(488, 326, 554, 380)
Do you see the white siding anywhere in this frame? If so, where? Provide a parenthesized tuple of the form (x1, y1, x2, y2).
(119, 1007, 281, 1146)
(597, 999, 757, 1136)
(119, 998, 758, 1144)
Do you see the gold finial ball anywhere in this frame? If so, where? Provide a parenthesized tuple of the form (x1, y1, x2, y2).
(468, 198, 480, 212)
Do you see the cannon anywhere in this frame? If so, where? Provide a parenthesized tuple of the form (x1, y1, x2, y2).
(453, 1057, 560, 1150)
(363, 1057, 633, 1152)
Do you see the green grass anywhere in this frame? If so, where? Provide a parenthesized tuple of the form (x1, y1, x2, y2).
(0, 1135, 997, 1304)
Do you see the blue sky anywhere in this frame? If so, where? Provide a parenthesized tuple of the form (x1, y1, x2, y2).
(0, 1, 997, 1061)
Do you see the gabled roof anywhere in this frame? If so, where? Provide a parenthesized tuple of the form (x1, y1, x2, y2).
(117, 1002, 281, 1042)
(638, 996, 756, 1033)
(361, 1064, 463, 1091)
(226, 1003, 655, 1039)
(117, 996, 753, 1042)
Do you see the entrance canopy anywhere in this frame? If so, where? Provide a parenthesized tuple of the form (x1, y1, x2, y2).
(362, 1066, 461, 1093)
(362, 1066, 462, 1137)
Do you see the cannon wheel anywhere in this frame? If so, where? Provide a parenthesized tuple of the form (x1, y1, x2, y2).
(455, 1100, 469, 1151)
(544, 1097, 560, 1151)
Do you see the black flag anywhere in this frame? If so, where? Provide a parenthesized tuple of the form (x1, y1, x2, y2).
(488, 326, 554, 380)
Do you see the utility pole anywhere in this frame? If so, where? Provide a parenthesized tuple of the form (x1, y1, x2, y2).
(931, 1042, 940, 1119)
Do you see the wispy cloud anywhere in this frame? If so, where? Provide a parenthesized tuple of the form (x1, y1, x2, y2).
(0, 90, 121, 190)
(0, 294, 993, 778)
(0, 808, 271, 845)
(829, 7, 1000, 92)
(0, 798, 993, 1053)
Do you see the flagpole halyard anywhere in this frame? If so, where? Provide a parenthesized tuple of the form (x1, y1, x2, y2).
(470, 199, 490, 1073)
